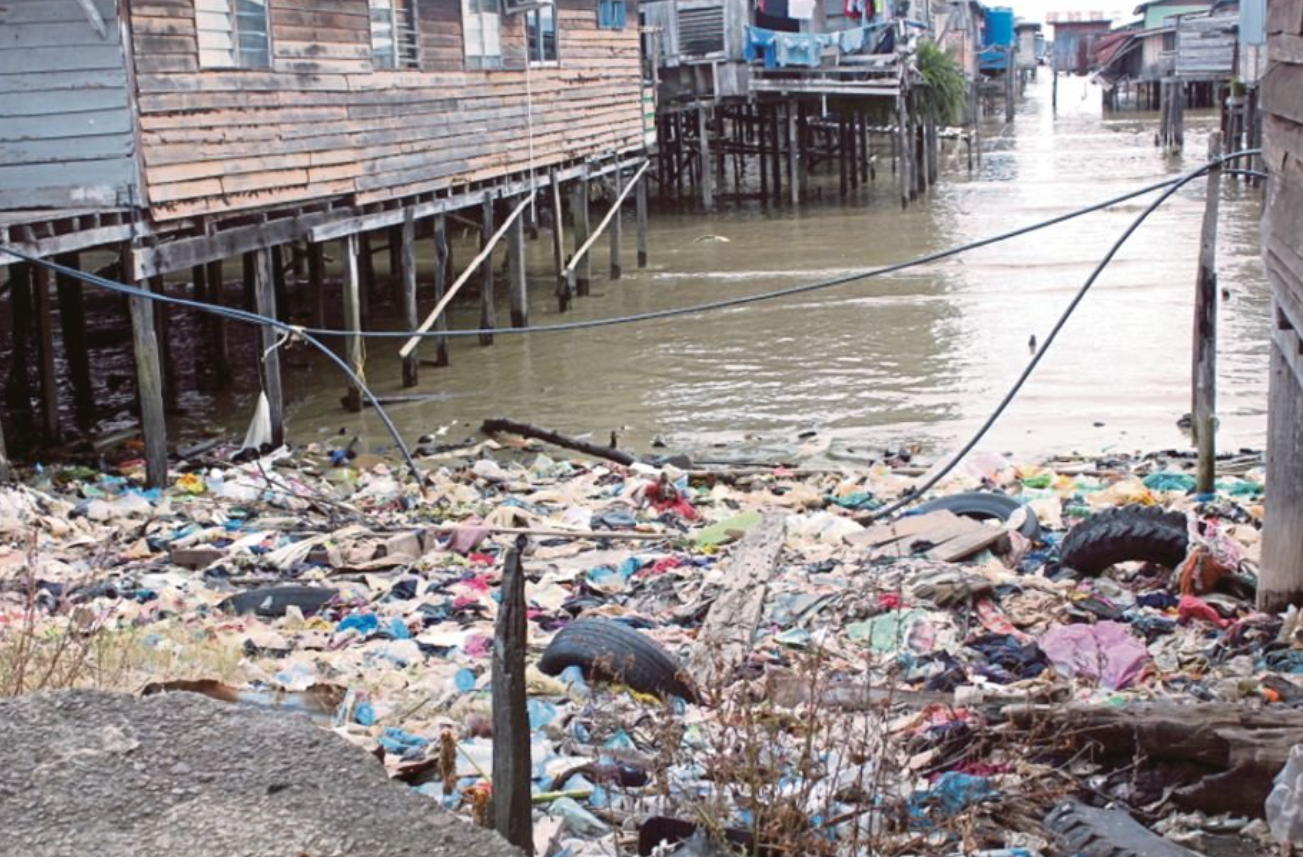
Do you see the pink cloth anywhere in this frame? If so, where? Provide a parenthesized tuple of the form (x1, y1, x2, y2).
(1038, 621, 1149, 690)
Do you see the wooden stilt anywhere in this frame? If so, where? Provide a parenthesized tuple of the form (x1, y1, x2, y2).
(492, 536, 533, 853)
(206, 258, 230, 390)
(431, 215, 451, 365)
(788, 102, 801, 205)
(0, 407, 9, 481)
(549, 169, 568, 311)
(341, 234, 364, 413)
(55, 253, 94, 426)
(32, 263, 60, 443)
(252, 248, 284, 448)
(400, 209, 420, 387)
(359, 231, 375, 317)
(150, 274, 178, 413)
(571, 174, 591, 297)
(308, 241, 326, 330)
(897, 94, 911, 208)
(610, 167, 623, 280)
(636, 171, 649, 268)
(699, 107, 714, 211)
(478, 192, 496, 346)
(5, 263, 33, 411)
(124, 245, 167, 488)
(508, 199, 528, 328)
(769, 103, 782, 204)
(387, 224, 403, 298)
(271, 243, 289, 317)
(758, 104, 769, 203)
(1193, 131, 1222, 494)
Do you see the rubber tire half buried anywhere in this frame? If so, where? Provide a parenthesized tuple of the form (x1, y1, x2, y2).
(539, 618, 697, 702)
(1058, 504, 1189, 576)
(914, 491, 1042, 541)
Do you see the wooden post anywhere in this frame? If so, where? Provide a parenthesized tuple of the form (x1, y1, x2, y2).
(699, 107, 714, 212)
(358, 232, 375, 317)
(308, 241, 326, 330)
(571, 174, 591, 297)
(1052, 68, 1058, 113)
(636, 169, 649, 268)
(1173, 81, 1185, 153)
(431, 215, 451, 365)
(5, 263, 33, 411)
(1005, 64, 1015, 122)
(492, 535, 533, 854)
(206, 258, 230, 390)
(757, 104, 769, 203)
(1193, 131, 1222, 494)
(0, 408, 9, 481)
(271, 244, 289, 318)
(550, 168, 568, 311)
(124, 246, 167, 488)
(31, 263, 60, 443)
(252, 248, 284, 448)
(479, 193, 496, 346)
(897, 94, 911, 208)
(1260, 338, 1303, 613)
(610, 167, 623, 281)
(839, 112, 850, 197)
(342, 234, 364, 413)
(387, 224, 403, 298)
(508, 200, 528, 327)
(769, 103, 782, 204)
(150, 274, 177, 413)
(55, 253, 94, 426)
(400, 210, 420, 387)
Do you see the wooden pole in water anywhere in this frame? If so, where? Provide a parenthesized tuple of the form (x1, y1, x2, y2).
(770, 103, 782, 204)
(308, 241, 326, 331)
(431, 215, 451, 365)
(358, 232, 375, 318)
(478, 193, 497, 346)
(549, 169, 568, 311)
(788, 101, 800, 205)
(252, 248, 284, 448)
(31, 263, 60, 443)
(573, 170, 592, 296)
(492, 535, 533, 854)
(55, 252, 94, 426)
(699, 107, 714, 212)
(342, 234, 364, 413)
(5, 263, 33, 411)
(507, 199, 528, 328)
(1193, 131, 1223, 495)
(123, 245, 167, 487)
(206, 258, 230, 390)
(636, 168, 649, 268)
(897, 93, 911, 208)
(610, 166, 624, 280)
(400, 209, 420, 387)
(149, 274, 178, 414)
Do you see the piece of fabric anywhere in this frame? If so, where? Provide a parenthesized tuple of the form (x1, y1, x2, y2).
(1038, 621, 1150, 689)
(788, 0, 816, 18)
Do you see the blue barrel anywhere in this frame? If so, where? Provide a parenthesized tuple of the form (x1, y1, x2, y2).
(984, 7, 1015, 47)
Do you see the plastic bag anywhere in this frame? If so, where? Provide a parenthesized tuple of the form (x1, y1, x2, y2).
(1267, 744, 1303, 845)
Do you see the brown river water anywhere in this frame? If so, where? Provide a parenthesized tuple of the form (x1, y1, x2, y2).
(11, 75, 1271, 465)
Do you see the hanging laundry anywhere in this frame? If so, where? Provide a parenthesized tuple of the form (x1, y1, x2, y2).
(844, 0, 866, 19)
(788, 0, 816, 19)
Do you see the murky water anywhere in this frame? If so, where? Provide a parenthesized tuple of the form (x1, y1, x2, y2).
(3, 75, 1271, 463)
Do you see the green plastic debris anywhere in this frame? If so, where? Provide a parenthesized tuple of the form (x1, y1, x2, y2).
(1143, 472, 1196, 493)
(692, 509, 763, 547)
(847, 609, 927, 654)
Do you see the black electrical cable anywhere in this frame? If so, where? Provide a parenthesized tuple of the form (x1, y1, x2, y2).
(861, 148, 1260, 522)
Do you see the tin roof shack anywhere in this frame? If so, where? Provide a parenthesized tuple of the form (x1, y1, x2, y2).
(933, 0, 987, 80)
(1256, 0, 1303, 612)
(1047, 12, 1111, 74)
(1174, 5, 1238, 80)
(0, 0, 651, 485)
(1015, 19, 1042, 70)
(1134, 0, 1212, 29)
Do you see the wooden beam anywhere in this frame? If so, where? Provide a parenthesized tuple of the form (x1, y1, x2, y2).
(32, 264, 60, 443)
(397, 195, 531, 359)
(507, 200, 528, 328)
(131, 213, 329, 280)
(206, 258, 230, 390)
(492, 536, 533, 854)
(252, 248, 284, 448)
(610, 167, 623, 281)
(308, 240, 326, 330)
(54, 253, 94, 428)
(699, 107, 714, 212)
(1193, 131, 1222, 494)
(636, 171, 649, 269)
(562, 161, 650, 280)
(431, 215, 450, 366)
(2, 221, 142, 271)
(342, 234, 365, 413)
(124, 246, 168, 488)
(571, 172, 592, 297)
(0, 408, 10, 481)
(549, 167, 568, 311)
(5, 264, 32, 413)
(400, 210, 420, 387)
(478, 193, 496, 347)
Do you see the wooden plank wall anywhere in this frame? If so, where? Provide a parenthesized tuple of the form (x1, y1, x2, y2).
(1260, 0, 1303, 608)
(0, 0, 137, 209)
(125, 0, 645, 221)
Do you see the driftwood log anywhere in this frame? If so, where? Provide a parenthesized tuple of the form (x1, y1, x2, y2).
(480, 417, 636, 467)
(1004, 701, 1303, 817)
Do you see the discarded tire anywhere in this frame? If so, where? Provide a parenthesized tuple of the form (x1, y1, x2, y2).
(1045, 799, 1203, 857)
(539, 618, 696, 701)
(1059, 505, 1189, 576)
(914, 491, 1042, 541)
(219, 585, 339, 618)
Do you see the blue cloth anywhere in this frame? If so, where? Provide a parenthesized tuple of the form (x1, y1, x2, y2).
(745, 24, 883, 68)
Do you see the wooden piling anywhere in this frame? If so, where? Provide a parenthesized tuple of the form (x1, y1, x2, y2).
(431, 215, 451, 365)
(491, 536, 533, 853)
(359, 232, 375, 317)
(55, 253, 94, 426)
(271, 244, 289, 317)
(788, 102, 800, 205)
(124, 245, 168, 488)
(206, 258, 230, 389)
(897, 94, 911, 208)
(478, 193, 496, 346)
(31, 263, 60, 443)
(508, 200, 528, 328)
(0, 408, 10, 481)
(1193, 131, 1223, 494)
(252, 248, 285, 448)
(308, 241, 326, 330)
(699, 107, 714, 212)
(400, 210, 420, 387)
(769, 104, 782, 204)
(610, 167, 623, 280)
(636, 171, 649, 268)
(549, 169, 568, 310)
(571, 174, 591, 297)
(150, 274, 177, 413)
(342, 234, 364, 412)
(5, 263, 33, 411)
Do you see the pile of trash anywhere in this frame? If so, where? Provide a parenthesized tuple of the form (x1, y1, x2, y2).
(0, 433, 1295, 856)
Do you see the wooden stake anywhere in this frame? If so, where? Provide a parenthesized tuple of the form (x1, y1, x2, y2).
(1260, 338, 1303, 613)
(636, 169, 649, 269)
(897, 94, 911, 208)
(5, 263, 32, 412)
(252, 248, 284, 448)
(124, 245, 168, 488)
(550, 168, 568, 310)
(150, 274, 177, 413)
(55, 253, 94, 427)
(342, 234, 364, 413)
(0, 406, 10, 481)
(400, 210, 420, 387)
(1193, 131, 1222, 495)
(206, 258, 230, 390)
(432, 215, 451, 365)
(32, 263, 60, 443)
(788, 103, 800, 205)
(359, 232, 376, 317)
(769, 104, 782, 204)
(492, 535, 533, 854)
(610, 166, 623, 281)
(508, 200, 528, 328)
(699, 107, 714, 212)
(308, 240, 326, 331)
(478, 193, 496, 347)
(574, 169, 592, 296)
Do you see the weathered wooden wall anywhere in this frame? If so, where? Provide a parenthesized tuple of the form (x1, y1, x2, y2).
(126, 0, 645, 221)
(1259, 0, 1303, 610)
(1175, 12, 1236, 79)
(0, 0, 137, 209)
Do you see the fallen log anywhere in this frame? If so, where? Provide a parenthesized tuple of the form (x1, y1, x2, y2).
(1004, 701, 1303, 817)
(480, 417, 637, 467)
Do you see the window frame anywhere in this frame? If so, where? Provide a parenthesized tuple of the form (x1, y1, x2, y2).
(598, 0, 627, 30)
(464, 0, 504, 70)
(370, 0, 421, 70)
(195, 0, 272, 70)
(525, 4, 559, 66)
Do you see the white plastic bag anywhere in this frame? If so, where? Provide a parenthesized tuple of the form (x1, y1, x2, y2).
(1266, 743, 1303, 845)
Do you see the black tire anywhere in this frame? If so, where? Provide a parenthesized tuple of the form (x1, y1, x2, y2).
(914, 491, 1042, 541)
(219, 585, 338, 618)
(1059, 504, 1189, 576)
(539, 618, 697, 702)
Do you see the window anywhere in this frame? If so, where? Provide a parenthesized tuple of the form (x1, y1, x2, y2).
(195, 0, 271, 69)
(371, 0, 420, 69)
(526, 4, 557, 64)
(598, 0, 626, 29)
(464, 0, 503, 69)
